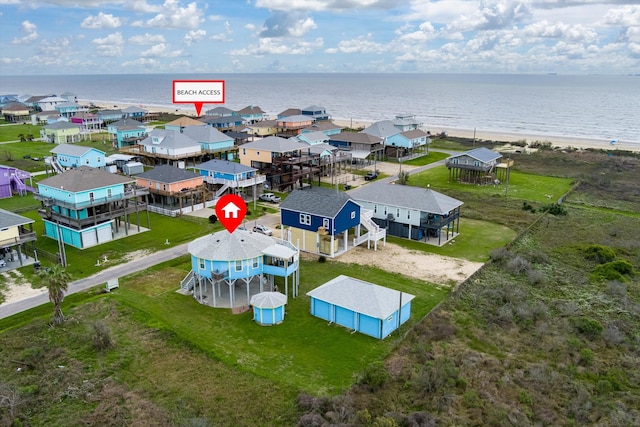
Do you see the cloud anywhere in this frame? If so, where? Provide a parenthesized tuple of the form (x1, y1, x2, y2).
(1, 57, 24, 64)
(81, 12, 122, 29)
(447, 1, 531, 32)
(184, 29, 206, 46)
(11, 20, 38, 45)
(523, 20, 598, 43)
(229, 37, 323, 55)
(128, 33, 166, 45)
(326, 34, 387, 54)
(122, 57, 159, 67)
(604, 4, 640, 27)
(210, 21, 232, 42)
(133, 0, 204, 29)
(140, 43, 185, 57)
(259, 12, 317, 38)
(255, 0, 401, 12)
(398, 21, 437, 42)
(91, 32, 124, 57)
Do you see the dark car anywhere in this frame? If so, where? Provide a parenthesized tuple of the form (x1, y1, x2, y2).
(364, 172, 378, 181)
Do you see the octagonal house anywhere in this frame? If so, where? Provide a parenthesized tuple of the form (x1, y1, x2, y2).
(183, 229, 300, 310)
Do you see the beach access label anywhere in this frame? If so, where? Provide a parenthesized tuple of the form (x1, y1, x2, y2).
(172, 79, 225, 116)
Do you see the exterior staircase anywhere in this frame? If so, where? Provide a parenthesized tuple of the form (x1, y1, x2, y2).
(180, 270, 195, 291)
(354, 209, 386, 250)
(215, 183, 231, 198)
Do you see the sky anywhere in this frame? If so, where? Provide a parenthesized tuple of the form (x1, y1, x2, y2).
(0, 0, 639, 75)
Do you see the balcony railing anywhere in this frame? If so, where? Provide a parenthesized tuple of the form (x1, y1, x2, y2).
(204, 175, 266, 187)
(34, 186, 149, 210)
(0, 231, 37, 248)
(40, 201, 148, 229)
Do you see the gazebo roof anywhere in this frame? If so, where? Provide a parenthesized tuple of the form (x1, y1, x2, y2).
(250, 291, 287, 308)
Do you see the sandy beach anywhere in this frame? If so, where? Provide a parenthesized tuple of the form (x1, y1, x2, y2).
(83, 99, 640, 153)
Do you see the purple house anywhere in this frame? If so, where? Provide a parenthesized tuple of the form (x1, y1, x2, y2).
(0, 165, 34, 198)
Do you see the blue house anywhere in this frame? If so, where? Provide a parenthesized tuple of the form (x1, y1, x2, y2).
(301, 105, 330, 121)
(183, 229, 300, 309)
(121, 106, 147, 119)
(236, 105, 266, 124)
(182, 125, 235, 156)
(204, 106, 237, 117)
(307, 275, 415, 339)
(279, 187, 385, 257)
(200, 115, 245, 130)
(108, 117, 147, 147)
(97, 109, 124, 124)
(55, 102, 85, 118)
(50, 144, 106, 170)
(195, 158, 266, 198)
(301, 121, 343, 136)
(34, 166, 150, 249)
(363, 120, 430, 157)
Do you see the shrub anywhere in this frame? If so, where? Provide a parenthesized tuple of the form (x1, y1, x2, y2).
(582, 244, 616, 264)
(318, 256, 327, 263)
(506, 255, 532, 275)
(92, 321, 112, 351)
(489, 247, 511, 263)
(356, 361, 389, 391)
(527, 269, 545, 285)
(541, 203, 567, 216)
(572, 317, 603, 340)
(591, 260, 635, 282)
(208, 214, 217, 224)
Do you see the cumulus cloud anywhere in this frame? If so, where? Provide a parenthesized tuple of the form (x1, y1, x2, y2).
(11, 20, 38, 45)
(603, 5, 640, 27)
(229, 37, 323, 55)
(259, 12, 317, 38)
(255, 0, 400, 12)
(184, 29, 206, 46)
(210, 21, 232, 42)
(91, 32, 124, 57)
(81, 12, 122, 29)
(129, 33, 166, 45)
(133, 0, 204, 29)
(140, 43, 185, 57)
(447, 0, 531, 32)
(523, 20, 598, 43)
(399, 21, 437, 42)
(326, 34, 387, 54)
(122, 57, 159, 67)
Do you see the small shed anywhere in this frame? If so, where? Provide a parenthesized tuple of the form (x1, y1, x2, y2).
(123, 161, 144, 175)
(307, 275, 415, 339)
(250, 291, 288, 325)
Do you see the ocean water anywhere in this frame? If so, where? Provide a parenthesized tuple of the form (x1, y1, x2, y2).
(1, 73, 638, 144)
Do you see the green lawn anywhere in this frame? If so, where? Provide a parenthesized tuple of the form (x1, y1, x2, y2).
(386, 217, 517, 262)
(0, 123, 41, 142)
(111, 257, 450, 395)
(409, 164, 574, 203)
(401, 150, 450, 166)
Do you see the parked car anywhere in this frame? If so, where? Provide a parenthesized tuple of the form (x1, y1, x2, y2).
(259, 193, 281, 203)
(364, 171, 379, 181)
(253, 224, 273, 236)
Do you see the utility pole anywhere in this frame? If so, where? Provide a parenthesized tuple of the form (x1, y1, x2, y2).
(505, 157, 511, 198)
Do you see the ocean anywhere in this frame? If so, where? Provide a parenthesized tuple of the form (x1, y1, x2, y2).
(1, 73, 638, 145)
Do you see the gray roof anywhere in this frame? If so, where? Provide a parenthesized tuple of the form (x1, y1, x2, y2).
(307, 275, 415, 319)
(279, 187, 354, 218)
(401, 129, 429, 139)
(302, 121, 343, 132)
(278, 108, 301, 117)
(50, 144, 104, 157)
(449, 147, 502, 163)
(121, 106, 147, 114)
(301, 105, 325, 112)
(199, 115, 244, 125)
(362, 120, 400, 138)
(297, 131, 328, 144)
(111, 117, 144, 128)
(188, 229, 276, 261)
(196, 159, 256, 174)
(205, 106, 236, 116)
(0, 208, 34, 229)
(182, 125, 233, 143)
(140, 129, 200, 149)
(44, 121, 80, 130)
(250, 291, 287, 308)
(349, 184, 463, 215)
(38, 166, 133, 192)
(136, 164, 200, 183)
(308, 143, 337, 155)
(329, 132, 382, 145)
(242, 136, 310, 153)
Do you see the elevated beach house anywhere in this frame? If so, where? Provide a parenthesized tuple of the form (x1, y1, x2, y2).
(182, 125, 235, 159)
(279, 187, 385, 257)
(276, 115, 314, 136)
(108, 117, 147, 148)
(194, 158, 266, 199)
(34, 166, 150, 249)
(0, 165, 34, 198)
(50, 144, 106, 170)
(445, 147, 507, 185)
(135, 128, 203, 167)
(70, 112, 102, 133)
(362, 119, 430, 158)
(136, 164, 211, 216)
(182, 229, 300, 310)
(41, 121, 82, 144)
(1, 102, 31, 123)
(0, 208, 37, 269)
(328, 131, 384, 166)
(236, 105, 266, 124)
(307, 275, 415, 339)
(301, 105, 330, 121)
(200, 114, 245, 131)
(349, 184, 463, 246)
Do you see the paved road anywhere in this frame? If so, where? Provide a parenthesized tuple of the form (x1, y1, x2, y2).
(0, 242, 190, 320)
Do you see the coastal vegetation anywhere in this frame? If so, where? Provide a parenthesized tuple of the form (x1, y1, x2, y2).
(1, 137, 638, 425)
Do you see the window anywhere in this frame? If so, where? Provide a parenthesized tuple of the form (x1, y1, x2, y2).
(199, 259, 205, 269)
(374, 205, 377, 213)
(235, 260, 243, 271)
(252, 258, 259, 269)
(473, 160, 481, 167)
(86, 158, 90, 164)
(322, 218, 330, 229)
(107, 189, 112, 198)
(407, 210, 411, 219)
(300, 213, 311, 225)
(350, 211, 356, 220)
(163, 184, 167, 191)
(256, 151, 260, 156)
(148, 181, 153, 186)
(397, 208, 400, 217)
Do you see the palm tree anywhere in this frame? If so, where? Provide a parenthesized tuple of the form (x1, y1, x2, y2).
(38, 264, 71, 325)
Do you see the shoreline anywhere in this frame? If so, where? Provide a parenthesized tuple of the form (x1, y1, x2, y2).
(82, 99, 640, 153)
